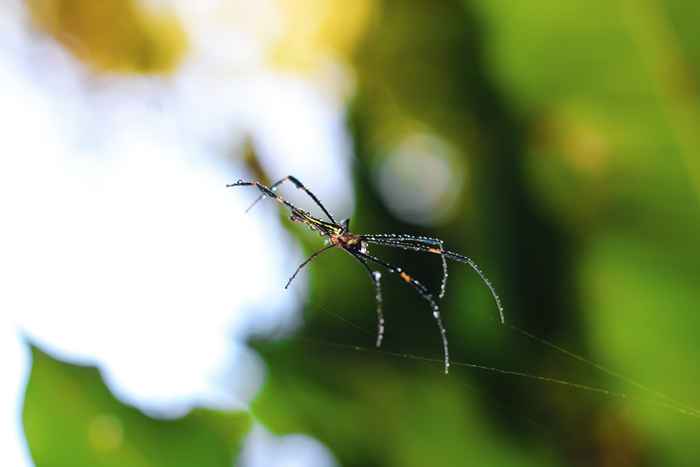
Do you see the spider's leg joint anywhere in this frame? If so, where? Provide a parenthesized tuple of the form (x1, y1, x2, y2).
(226, 179, 252, 187)
(287, 175, 304, 188)
(256, 184, 276, 197)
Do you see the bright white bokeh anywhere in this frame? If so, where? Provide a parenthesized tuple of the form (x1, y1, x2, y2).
(0, 2, 350, 466)
(241, 425, 338, 467)
(375, 132, 465, 226)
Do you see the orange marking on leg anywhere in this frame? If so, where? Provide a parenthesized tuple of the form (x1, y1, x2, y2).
(400, 272, 412, 282)
(427, 247, 442, 254)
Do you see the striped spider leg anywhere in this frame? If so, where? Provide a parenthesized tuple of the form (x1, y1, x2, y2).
(360, 234, 449, 299)
(346, 252, 385, 348)
(228, 177, 386, 349)
(243, 175, 338, 224)
(361, 234, 505, 324)
(228, 176, 504, 373)
(353, 250, 451, 373)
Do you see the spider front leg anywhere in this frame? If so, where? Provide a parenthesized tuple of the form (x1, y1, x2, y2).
(227, 180, 303, 215)
(241, 175, 337, 224)
(355, 251, 450, 374)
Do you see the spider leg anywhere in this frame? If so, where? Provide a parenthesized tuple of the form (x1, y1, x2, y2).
(354, 251, 450, 374)
(228, 180, 300, 211)
(285, 244, 336, 289)
(442, 250, 504, 324)
(363, 236, 504, 324)
(345, 251, 385, 348)
(240, 176, 337, 224)
(362, 234, 449, 299)
(227, 180, 312, 220)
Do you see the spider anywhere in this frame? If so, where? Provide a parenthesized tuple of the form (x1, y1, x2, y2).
(228, 176, 504, 373)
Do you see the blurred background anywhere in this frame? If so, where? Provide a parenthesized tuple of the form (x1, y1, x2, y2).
(1, 0, 700, 466)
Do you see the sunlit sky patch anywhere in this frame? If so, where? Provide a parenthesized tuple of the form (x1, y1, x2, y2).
(0, 1, 351, 466)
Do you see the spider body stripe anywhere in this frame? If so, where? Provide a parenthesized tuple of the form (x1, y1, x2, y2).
(228, 180, 344, 237)
(244, 175, 338, 224)
(228, 176, 504, 373)
(298, 214, 343, 237)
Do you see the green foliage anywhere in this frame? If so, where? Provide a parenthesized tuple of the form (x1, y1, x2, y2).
(581, 235, 700, 467)
(250, 1, 700, 465)
(23, 346, 251, 467)
(251, 340, 557, 467)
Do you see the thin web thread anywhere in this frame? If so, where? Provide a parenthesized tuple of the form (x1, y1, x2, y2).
(300, 336, 700, 420)
(507, 323, 700, 418)
(309, 307, 700, 419)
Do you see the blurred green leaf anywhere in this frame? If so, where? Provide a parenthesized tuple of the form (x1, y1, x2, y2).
(470, 0, 700, 464)
(251, 339, 560, 467)
(581, 234, 700, 467)
(23, 345, 251, 467)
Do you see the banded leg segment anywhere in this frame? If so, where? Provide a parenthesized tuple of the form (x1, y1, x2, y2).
(227, 180, 306, 217)
(363, 236, 504, 324)
(240, 175, 337, 224)
(355, 251, 450, 374)
(362, 234, 449, 299)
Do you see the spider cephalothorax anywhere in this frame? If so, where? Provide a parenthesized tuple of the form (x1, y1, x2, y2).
(330, 231, 367, 253)
(228, 175, 504, 373)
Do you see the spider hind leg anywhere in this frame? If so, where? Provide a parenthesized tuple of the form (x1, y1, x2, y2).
(348, 253, 385, 348)
(355, 251, 450, 374)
